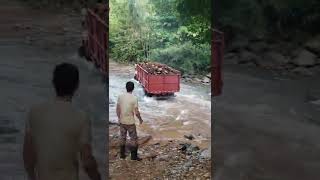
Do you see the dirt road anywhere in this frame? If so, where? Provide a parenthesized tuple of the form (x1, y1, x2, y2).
(214, 65, 320, 180)
(0, 1, 107, 179)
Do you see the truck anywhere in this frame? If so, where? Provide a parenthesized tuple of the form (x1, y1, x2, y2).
(79, 3, 109, 77)
(212, 29, 224, 96)
(134, 62, 181, 96)
(79, 3, 224, 96)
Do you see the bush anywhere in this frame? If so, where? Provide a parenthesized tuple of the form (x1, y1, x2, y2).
(150, 42, 210, 75)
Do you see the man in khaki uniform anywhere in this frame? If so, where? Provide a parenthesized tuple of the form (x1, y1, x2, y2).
(116, 81, 143, 161)
(23, 63, 101, 180)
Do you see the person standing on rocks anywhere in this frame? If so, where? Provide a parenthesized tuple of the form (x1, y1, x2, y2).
(23, 63, 101, 180)
(116, 81, 143, 161)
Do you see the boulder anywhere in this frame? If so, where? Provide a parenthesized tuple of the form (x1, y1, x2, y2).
(292, 50, 317, 66)
(238, 50, 259, 64)
(305, 35, 320, 55)
(264, 51, 289, 65)
(248, 41, 268, 53)
(228, 38, 249, 52)
(224, 53, 238, 65)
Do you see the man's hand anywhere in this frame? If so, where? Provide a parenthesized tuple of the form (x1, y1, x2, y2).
(135, 107, 143, 125)
(80, 144, 101, 180)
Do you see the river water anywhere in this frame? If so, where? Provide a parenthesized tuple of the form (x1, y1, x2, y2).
(109, 62, 211, 148)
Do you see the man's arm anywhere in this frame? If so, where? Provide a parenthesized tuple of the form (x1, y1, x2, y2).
(80, 144, 101, 180)
(134, 98, 143, 124)
(23, 112, 37, 180)
(116, 103, 121, 122)
(135, 107, 143, 124)
(80, 115, 101, 180)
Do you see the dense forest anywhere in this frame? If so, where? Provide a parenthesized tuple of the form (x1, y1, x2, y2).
(22, 0, 320, 75)
(217, 0, 320, 41)
(109, 0, 211, 75)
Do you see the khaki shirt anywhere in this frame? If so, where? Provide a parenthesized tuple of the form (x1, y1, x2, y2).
(26, 99, 91, 180)
(117, 93, 138, 125)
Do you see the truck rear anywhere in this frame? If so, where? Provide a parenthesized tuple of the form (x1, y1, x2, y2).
(80, 3, 109, 76)
(135, 62, 181, 96)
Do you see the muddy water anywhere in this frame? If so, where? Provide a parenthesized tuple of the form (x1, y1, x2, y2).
(109, 62, 211, 148)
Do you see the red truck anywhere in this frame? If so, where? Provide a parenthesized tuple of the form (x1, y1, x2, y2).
(212, 29, 224, 96)
(134, 62, 181, 96)
(80, 3, 109, 76)
(79, 3, 224, 97)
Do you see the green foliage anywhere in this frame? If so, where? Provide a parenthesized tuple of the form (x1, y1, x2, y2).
(110, 0, 211, 74)
(150, 42, 210, 75)
(218, 0, 320, 39)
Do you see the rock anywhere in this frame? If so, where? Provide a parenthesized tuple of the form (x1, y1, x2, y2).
(200, 148, 211, 159)
(292, 50, 317, 66)
(203, 172, 210, 178)
(263, 51, 289, 65)
(201, 77, 210, 83)
(206, 73, 211, 79)
(156, 155, 170, 161)
(238, 50, 259, 64)
(224, 53, 238, 65)
(292, 67, 314, 76)
(305, 35, 320, 55)
(184, 134, 195, 140)
(248, 41, 268, 53)
(311, 99, 320, 106)
(228, 37, 249, 52)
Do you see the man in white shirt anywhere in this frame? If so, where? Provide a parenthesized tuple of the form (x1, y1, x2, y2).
(23, 63, 101, 180)
(116, 81, 143, 161)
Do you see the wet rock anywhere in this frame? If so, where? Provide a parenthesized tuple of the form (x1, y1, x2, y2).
(292, 50, 317, 66)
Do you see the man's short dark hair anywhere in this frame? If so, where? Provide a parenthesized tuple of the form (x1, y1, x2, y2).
(52, 63, 79, 97)
(126, 81, 134, 92)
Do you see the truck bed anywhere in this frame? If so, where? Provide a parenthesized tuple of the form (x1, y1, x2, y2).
(135, 62, 180, 95)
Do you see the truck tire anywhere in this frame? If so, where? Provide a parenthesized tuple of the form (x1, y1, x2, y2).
(144, 89, 152, 97)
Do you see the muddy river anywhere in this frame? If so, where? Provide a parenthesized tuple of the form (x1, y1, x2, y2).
(109, 62, 211, 148)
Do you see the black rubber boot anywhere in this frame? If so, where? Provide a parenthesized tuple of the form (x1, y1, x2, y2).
(120, 145, 126, 159)
(131, 146, 142, 161)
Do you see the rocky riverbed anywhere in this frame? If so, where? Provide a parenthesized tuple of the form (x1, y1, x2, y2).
(223, 35, 320, 77)
(109, 137, 211, 180)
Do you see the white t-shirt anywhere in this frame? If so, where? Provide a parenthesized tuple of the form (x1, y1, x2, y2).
(26, 99, 91, 180)
(117, 92, 138, 125)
